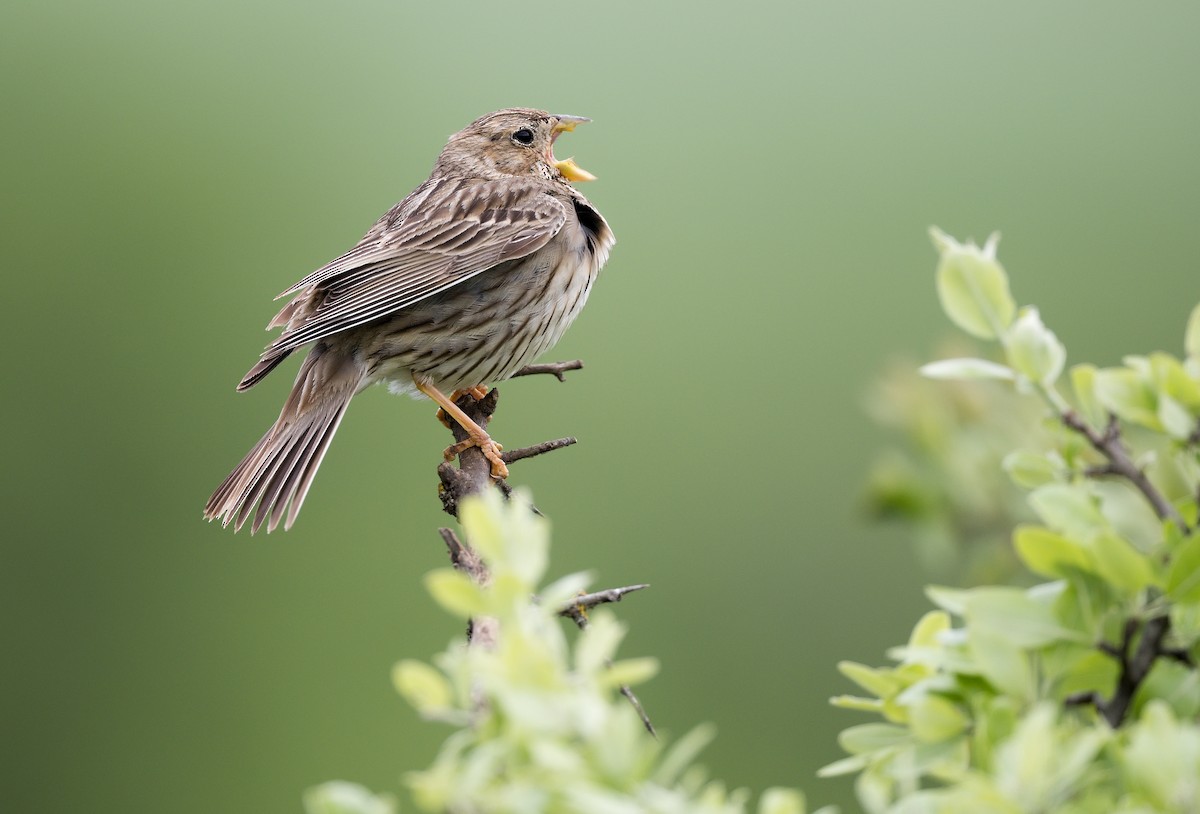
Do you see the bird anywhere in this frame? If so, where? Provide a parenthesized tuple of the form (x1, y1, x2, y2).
(204, 108, 615, 534)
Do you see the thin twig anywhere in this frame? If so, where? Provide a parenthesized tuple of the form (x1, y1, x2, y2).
(560, 593, 657, 738)
(439, 527, 489, 583)
(1065, 615, 1174, 727)
(1061, 411, 1189, 533)
(502, 437, 577, 464)
(558, 584, 651, 622)
(511, 360, 584, 382)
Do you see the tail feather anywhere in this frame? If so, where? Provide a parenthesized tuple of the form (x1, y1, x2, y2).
(205, 346, 365, 533)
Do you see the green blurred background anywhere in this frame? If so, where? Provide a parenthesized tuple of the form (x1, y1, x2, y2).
(4, 1, 1199, 810)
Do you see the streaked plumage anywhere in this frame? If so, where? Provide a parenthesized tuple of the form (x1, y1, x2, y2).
(205, 108, 614, 533)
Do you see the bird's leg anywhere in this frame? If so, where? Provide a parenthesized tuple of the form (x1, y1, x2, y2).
(417, 380, 509, 479)
(436, 386, 492, 429)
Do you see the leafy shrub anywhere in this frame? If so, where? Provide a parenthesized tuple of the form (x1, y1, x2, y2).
(825, 229, 1200, 813)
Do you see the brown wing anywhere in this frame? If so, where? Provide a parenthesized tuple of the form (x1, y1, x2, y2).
(238, 177, 567, 390)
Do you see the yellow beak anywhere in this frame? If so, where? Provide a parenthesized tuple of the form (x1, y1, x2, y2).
(550, 114, 597, 182)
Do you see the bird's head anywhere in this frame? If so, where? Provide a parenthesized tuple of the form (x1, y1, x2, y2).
(435, 108, 597, 184)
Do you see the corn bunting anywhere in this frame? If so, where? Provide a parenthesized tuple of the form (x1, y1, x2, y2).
(205, 108, 614, 533)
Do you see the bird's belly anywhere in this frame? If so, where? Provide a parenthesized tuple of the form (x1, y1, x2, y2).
(365, 245, 597, 395)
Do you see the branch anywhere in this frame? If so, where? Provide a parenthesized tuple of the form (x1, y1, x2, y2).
(511, 359, 584, 382)
(431, 365, 655, 735)
(1065, 615, 1175, 727)
(558, 585, 657, 738)
(436, 389, 578, 518)
(502, 437, 577, 464)
(1060, 411, 1189, 533)
(558, 584, 650, 624)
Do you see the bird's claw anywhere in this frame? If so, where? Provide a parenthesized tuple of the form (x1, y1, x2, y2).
(443, 435, 509, 480)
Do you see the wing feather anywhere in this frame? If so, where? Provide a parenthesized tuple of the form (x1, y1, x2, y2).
(262, 177, 567, 358)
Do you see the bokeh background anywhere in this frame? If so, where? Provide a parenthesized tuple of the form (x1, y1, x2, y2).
(4, 1, 1199, 811)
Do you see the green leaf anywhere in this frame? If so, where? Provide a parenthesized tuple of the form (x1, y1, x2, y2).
(303, 782, 396, 814)
(965, 586, 1083, 648)
(1012, 525, 1092, 579)
(838, 661, 902, 698)
(830, 695, 885, 712)
(1002, 451, 1061, 489)
(575, 610, 626, 673)
(1094, 367, 1160, 430)
(601, 657, 659, 688)
(423, 569, 486, 618)
(1028, 483, 1108, 538)
(1005, 306, 1066, 385)
(920, 358, 1015, 381)
(926, 585, 970, 615)
(1166, 533, 1200, 602)
(1157, 391, 1195, 439)
(970, 628, 1033, 700)
(1051, 648, 1118, 702)
(652, 723, 715, 786)
(1122, 701, 1200, 810)
(909, 610, 951, 649)
(392, 659, 454, 713)
(757, 788, 807, 814)
(538, 570, 594, 612)
(1151, 351, 1200, 409)
(1091, 531, 1159, 595)
(931, 227, 1016, 339)
(839, 723, 911, 754)
(1070, 364, 1106, 428)
(816, 753, 871, 778)
(1186, 303, 1200, 359)
(908, 694, 969, 743)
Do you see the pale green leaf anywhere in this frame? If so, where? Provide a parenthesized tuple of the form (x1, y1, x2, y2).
(457, 493, 505, 563)
(757, 787, 807, 814)
(838, 661, 902, 698)
(392, 659, 453, 713)
(575, 610, 625, 673)
(1094, 367, 1160, 430)
(964, 586, 1082, 647)
(931, 227, 1016, 339)
(839, 723, 911, 754)
(1186, 303, 1200, 359)
(423, 569, 486, 618)
(969, 628, 1033, 699)
(1005, 306, 1066, 385)
(1091, 531, 1158, 595)
(816, 753, 870, 778)
(538, 570, 594, 612)
(1151, 351, 1200, 408)
(909, 610, 951, 649)
(1012, 525, 1092, 579)
(1166, 533, 1200, 603)
(1158, 392, 1195, 439)
(652, 723, 716, 786)
(1028, 483, 1108, 538)
(1003, 451, 1060, 489)
(908, 694, 968, 743)
(1070, 364, 1106, 428)
(920, 358, 1015, 381)
(303, 782, 396, 814)
(926, 585, 970, 615)
(830, 695, 885, 712)
(1122, 701, 1200, 810)
(601, 657, 659, 688)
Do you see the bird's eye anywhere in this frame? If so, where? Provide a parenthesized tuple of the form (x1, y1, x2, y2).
(512, 128, 535, 145)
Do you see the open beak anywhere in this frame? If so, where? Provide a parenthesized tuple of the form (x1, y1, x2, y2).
(549, 114, 597, 183)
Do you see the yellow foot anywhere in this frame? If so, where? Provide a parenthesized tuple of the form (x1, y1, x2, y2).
(442, 434, 509, 479)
